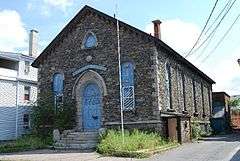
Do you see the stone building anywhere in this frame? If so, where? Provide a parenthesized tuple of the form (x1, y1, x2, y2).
(32, 5, 215, 148)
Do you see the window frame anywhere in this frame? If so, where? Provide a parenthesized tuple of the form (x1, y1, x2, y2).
(82, 32, 97, 49)
(24, 61, 30, 75)
(121, 62, 135, 111)
(23, 114, 30, 129)
(24, 86, 31, 101)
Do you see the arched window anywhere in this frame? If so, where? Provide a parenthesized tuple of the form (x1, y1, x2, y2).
(83, 32, 97, 48)
(165, 63, 172, 109)
(53, 73, 64, 96)
(121, 62, 135, 110)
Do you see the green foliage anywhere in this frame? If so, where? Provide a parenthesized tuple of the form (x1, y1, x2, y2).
(191, 121, 212, 139)
(31, 92, 76, 138)
(97, 129, 175, 158)
(0, 135, 52, 153)
(191, 121, 201, 140)
(229, 98, 240, 107)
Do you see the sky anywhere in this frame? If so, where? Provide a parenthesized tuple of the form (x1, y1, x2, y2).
(0, 0, 240, 95)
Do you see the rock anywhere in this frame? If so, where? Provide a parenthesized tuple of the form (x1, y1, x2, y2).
(53, 129, 60, 142)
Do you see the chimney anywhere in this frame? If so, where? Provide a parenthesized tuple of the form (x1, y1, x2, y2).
(29, 29, 38, 57)
(152, 20, 162, 39)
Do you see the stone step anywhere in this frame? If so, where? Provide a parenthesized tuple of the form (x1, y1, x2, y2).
(58, 139, 98, 144)
(54, 142, 97, 150)
(66, 132, 99, 138)
(61, 137, 98, 142)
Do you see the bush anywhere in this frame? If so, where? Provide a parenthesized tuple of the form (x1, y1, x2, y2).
(31, 92, 76, 138)
(0, 135, 52, 153)
(97, 129, 175, 158)
(191, 121, 201, 140)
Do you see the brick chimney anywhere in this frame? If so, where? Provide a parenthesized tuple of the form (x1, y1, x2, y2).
(152, 20, 162, 39)
(29, 29, 38, 57)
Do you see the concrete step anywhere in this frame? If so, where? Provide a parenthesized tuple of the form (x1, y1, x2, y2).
(54, 142, 97, 150)
(54, 131, 99, 150)
(58, 139, 98, 144)
(66, 132, 99, 138)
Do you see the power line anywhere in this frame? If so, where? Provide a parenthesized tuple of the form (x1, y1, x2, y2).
(185, 0, 219, 58)
(189, 0, 237, 57)
(204, 0, 233, 35)
(200, 12, 240, 64)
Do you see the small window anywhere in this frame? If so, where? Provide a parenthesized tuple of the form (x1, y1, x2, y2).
(24, 86, 30, 101)
(121, 62, 135, 110)
(24, 61, 30, 74)
(84, 33, 97, 48)
(23, 114, 30, 129)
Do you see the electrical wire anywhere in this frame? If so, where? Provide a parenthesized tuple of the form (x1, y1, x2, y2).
(189, 0, 237, 57)
(185, 0, 219, 58)
(200, 13, 240, 64)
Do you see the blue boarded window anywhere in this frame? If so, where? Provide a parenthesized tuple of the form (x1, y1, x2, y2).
(165, 63, 172, 109)
(53, 73, 64, 96)
(84, 33, 97, 48)
(121, 62, 135, 110)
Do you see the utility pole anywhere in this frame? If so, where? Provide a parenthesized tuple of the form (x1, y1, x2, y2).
(116, 2, 124, 143)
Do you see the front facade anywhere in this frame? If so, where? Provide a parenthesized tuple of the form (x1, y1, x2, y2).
(33, 6, 214, 143)
(0, 52, 38, 140)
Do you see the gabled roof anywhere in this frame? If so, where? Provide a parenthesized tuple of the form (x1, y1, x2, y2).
(32, 5, 215, 84)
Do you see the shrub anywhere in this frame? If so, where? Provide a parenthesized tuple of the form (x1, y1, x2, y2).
(0, 135, 52, 153)
(31, 92, 76, 138)
(97, 129, 174, 158)
(191, 121, 201, 140)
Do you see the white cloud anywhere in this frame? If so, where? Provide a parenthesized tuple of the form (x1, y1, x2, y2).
(0, 10, 28, 52)
(43, 0, 73, 11)
(145, 19, 200, 54)
(200, 47, 240, 95)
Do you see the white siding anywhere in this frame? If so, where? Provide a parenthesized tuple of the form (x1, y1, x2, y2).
(0, 54, 38, 140)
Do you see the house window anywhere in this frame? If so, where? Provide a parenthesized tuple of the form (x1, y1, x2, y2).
(23, 114, 30, 129)
(165, 63, 172, 109)
(193, 79, 197, 114)
(24, 86, 30, 101)
(181, 72, 186, 111)
(121, 62, 135, 110)
(201, 83, 205, 117)
(83, 32, 97, 48)
(53, 73, 64, 104)
(24, 61, 30, 74)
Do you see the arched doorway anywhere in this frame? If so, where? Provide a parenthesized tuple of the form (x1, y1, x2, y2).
(73, 70, 107, 131)
(82, 83, 102, 131)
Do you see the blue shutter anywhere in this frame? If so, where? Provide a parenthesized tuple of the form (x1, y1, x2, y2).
(53, 73, 64, 96)
(121, 62, 135, 110)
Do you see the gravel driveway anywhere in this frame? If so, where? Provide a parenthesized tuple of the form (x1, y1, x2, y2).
(0, 134, 239, 161)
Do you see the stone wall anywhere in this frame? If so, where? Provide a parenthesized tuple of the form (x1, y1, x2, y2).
(155, 48, 213, 123)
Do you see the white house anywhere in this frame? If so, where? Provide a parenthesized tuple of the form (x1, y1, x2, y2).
(0, 30, 38, 140)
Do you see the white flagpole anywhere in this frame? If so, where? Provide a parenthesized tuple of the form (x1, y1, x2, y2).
(116, 2, 124, 143)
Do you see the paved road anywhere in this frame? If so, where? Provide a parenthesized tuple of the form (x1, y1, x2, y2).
(0, 134, 239, 161)
(146, 134, 240, 161)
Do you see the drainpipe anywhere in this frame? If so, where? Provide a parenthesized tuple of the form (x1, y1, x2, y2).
(15, 61, 20, 139)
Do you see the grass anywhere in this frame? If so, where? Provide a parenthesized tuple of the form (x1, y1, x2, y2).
(97, 129, 179, 158)
(0, 135, 52, 153)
